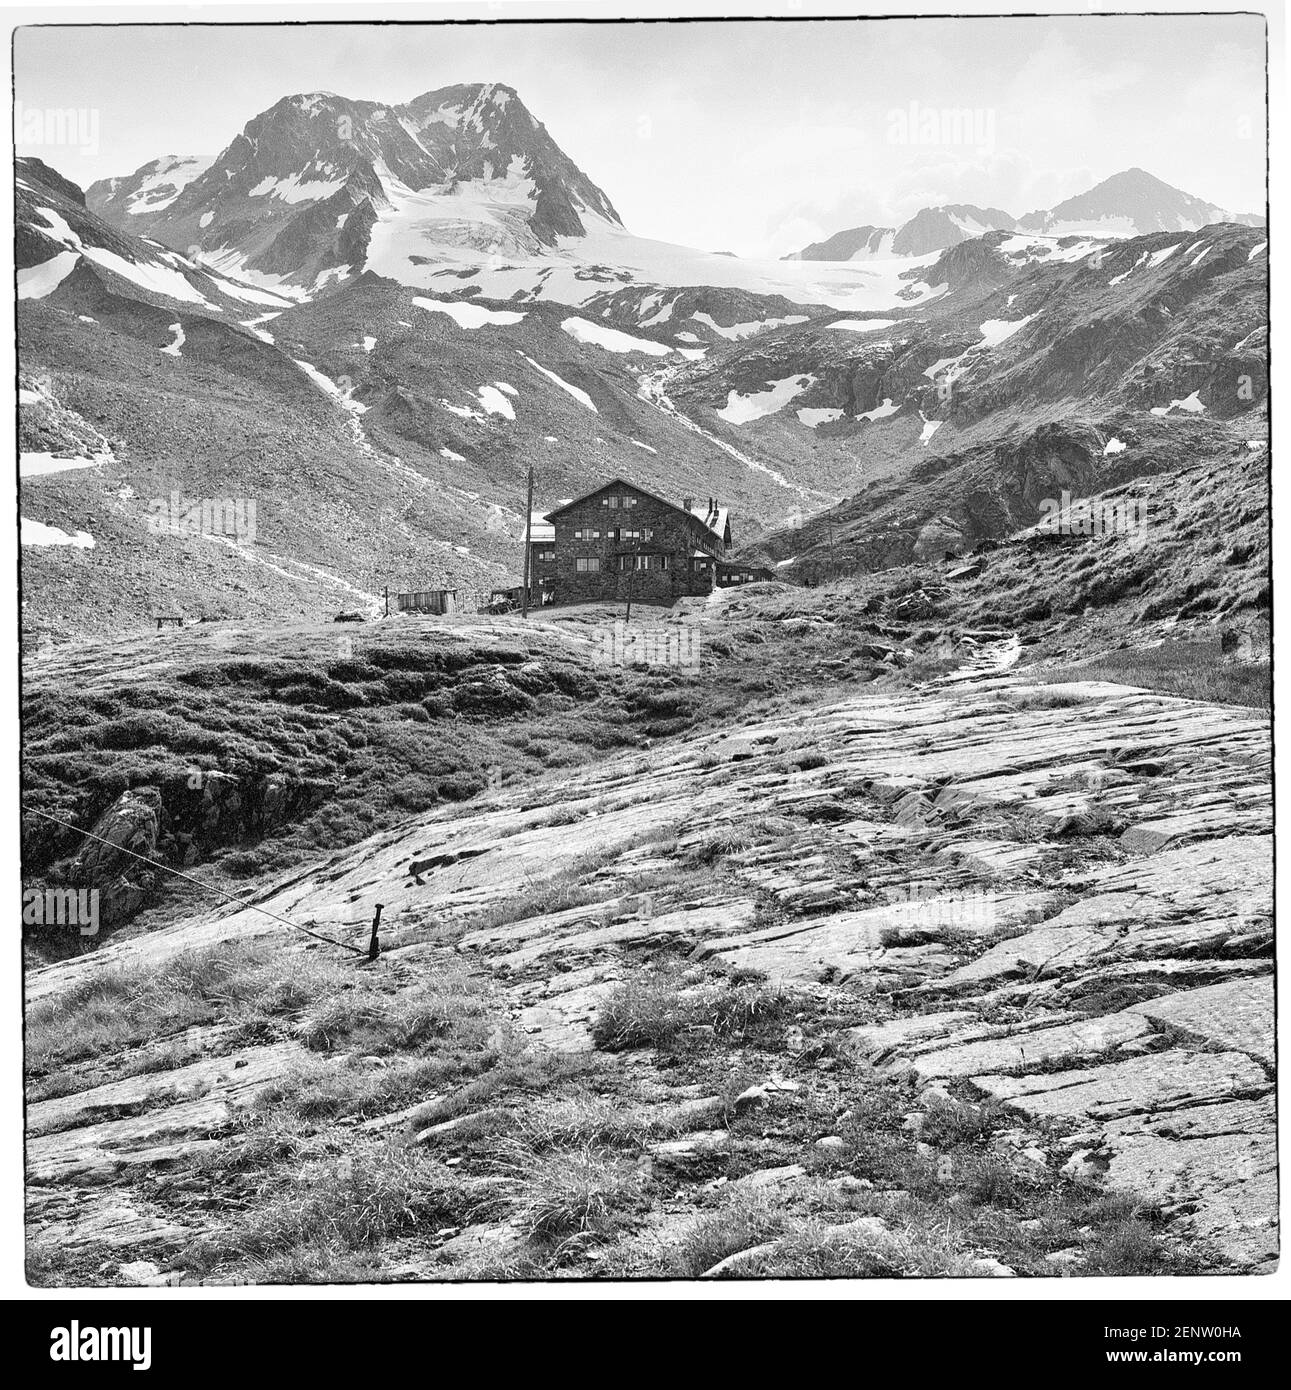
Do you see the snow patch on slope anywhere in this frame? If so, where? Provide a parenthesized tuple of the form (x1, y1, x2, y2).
(521, 354, 597, 412)
(797, 407, 844, 428)
(295, 360, 368, 413)
(478, 385, 515, 419)
(718, 374, 816, 424)
(249, 172, 346, 204)
(693, 312, 809, 341)
(413, 296, 526, 329)
(561, 316, 672, 357)
(32, 205, 219, 308)
(18, 251, 79, 299)
(22, 518, 95, 548)
(829, 318, 897, 333)
(1150, 391, 1206, 416)
(20, 453, 105, 478)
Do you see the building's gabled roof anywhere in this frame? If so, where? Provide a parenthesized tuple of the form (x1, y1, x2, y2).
(544, 478, 730, 545)
(687, 500, 730, 543)
(544, 477, 675, 520)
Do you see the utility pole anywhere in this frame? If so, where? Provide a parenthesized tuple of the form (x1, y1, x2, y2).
(624, 539, 641, 624)
(521, 460, 534, 619)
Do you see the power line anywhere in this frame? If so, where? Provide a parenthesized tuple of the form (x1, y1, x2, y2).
(24, 806, 367, 956)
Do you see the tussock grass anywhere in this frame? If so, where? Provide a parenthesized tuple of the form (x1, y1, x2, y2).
(252, 1056, 443, 1124)
(1037, 642, 1269, 710)
(1003, 689, 1093, 710)
(405, 1046, 597, 1131)
(190, 1109, 310, 1177)
(591, 962, 792, 1053)
(513, 1094, 657, 1152)
(185, 1144, 487, 1274)
(496, 1140, 646, 1249)
(294, 969, 489, 1055)
(683, 824, 764, 866)
(878, 653, 960, 687)
(724, 1220, 958, 1279)
(28, 943, 494, 1087)
(25, 940, 281, 1074)
(916, 1096, 1008, 1148)
(672, 1191, 791, 1277)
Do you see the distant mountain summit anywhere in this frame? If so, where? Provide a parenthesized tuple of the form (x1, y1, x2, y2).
(890, 204, 1017, 256)
(16, 155, 295, 314)
(86, 155, 215, 221)
(89, 84, 622, 292)
(784, 226, 894, 261)
(788, 204, 1016, 262)
(788, 170, 1263, 262)
(1017, 168, 1263, 236)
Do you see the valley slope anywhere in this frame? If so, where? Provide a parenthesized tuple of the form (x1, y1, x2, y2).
(18, 92, 1268, 653)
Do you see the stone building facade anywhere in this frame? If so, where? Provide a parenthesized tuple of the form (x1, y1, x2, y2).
(535, 479, 733, 605)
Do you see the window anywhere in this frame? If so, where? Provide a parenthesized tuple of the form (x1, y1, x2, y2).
(573, 528, 601, 540)
(659, 554, 670, 570)
(607, 495, 620, 509)
(576, 557, 601, 573)
(643, 527, 655, 540)
(623, 495, 638, 508)
(617, 528, 642, 541)
(537, 550, 555, 562)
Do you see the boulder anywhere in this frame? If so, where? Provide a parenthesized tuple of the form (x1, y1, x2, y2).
(69, 787, 163, 924)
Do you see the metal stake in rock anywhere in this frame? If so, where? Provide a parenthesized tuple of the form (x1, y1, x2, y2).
(368, 903, 384, 961)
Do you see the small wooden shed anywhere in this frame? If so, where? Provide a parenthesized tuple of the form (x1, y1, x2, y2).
(396, 589, 458, 616)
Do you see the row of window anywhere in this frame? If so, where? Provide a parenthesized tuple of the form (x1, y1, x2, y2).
(573, 555, 674, 574)
(572, 527, 656, 541)
(599, 494, 639, 509)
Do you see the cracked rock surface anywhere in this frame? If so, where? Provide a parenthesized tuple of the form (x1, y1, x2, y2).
(26, 669, 1274, 1276)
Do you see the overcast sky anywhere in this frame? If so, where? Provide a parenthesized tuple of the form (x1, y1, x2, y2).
(15, 14, 1267, 258)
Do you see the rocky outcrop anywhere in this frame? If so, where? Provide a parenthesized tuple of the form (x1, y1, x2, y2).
(27, 648, 1274, 1275)
(68, 788, 162, 925)
(51, 772, 327, 928)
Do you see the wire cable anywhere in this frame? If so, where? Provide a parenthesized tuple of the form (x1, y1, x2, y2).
(24, 806, 367, 956)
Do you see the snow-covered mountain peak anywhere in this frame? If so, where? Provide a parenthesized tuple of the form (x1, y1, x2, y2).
(1019, 167, 1263, 236)
(788, 170, 1263, 264)
(85, 154, 216, 220)
(87, 82, 623, 294)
